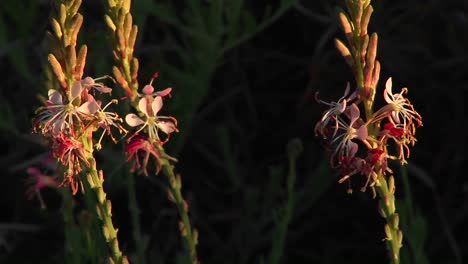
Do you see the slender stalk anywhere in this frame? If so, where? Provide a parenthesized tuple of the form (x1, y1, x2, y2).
(82, 155, 126, 264)
(375, 174, 403, 264)
(335, 1, 407, 263)
(160, 147, 199, 264)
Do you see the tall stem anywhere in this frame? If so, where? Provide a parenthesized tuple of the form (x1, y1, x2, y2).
(159, 146, 198, 264)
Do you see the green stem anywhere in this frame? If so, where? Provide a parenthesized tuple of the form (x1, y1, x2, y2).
(82, 156, 126, 264)
(159, 148, 198, 264)
(127, 171, 146, 264)
(375, 174, 402, 264)
(268, 140, 300, 264)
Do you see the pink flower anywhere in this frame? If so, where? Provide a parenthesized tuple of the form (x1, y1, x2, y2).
(330, 104, 369, 166)
(79, 94, 127, 149)
(379, 122, 412, 164)
(125, 94, 178, 144)
(315, 83, 358, 138)
(51, 133, 89, 194)
(372, 78, 422, 137)
(80, 76, 113, 94)
(33, 81, 90, 136)
(25, 167, 59, 208)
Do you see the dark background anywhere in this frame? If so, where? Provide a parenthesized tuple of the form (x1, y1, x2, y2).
(0, 0, 467, 263)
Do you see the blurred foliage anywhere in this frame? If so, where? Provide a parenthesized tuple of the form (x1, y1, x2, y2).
(1, 0, 467, 264)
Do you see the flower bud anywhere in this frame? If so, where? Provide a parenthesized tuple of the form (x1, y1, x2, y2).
(51, 18, 62, 38)
(105, 15, 116, 31)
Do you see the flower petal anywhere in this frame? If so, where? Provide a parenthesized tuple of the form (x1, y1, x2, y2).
(383, 77, 393, 103)
(48, 89, 62, 104)
(152, 96, 163, 115)
(138, 97, 149, 116)
(71, 81, 83, 101)
(157, 121, 176, 134)
(157, 88, 172, 97)
(347, 103, 360, 125)
(78, 99, 100, 115)
(125, 113, 145, 127)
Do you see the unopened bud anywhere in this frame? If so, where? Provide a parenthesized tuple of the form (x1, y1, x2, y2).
(75, 45, 87, 80)
(393, 213, 399, 229)
(59, 4, 67, 26)
(388, 175, 395, 194)
(122, 0, 131, 14)
(105, 15, 116, 31)
(361, 5, 373, 36)
(179, 221, 187, 236)
(48, 54, 67, 88)
(51, 18, 62, 38)
(87, 173, 95, 187)
(384, 224, 392, 241)
(335, 39, 353, 68)
(124, 14, 133, 40)
(69, 0, 82, 15)
(128, 25, 138, 54)
(397, 230, 403, 246)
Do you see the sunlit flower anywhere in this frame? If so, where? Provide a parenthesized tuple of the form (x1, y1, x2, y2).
(51, 133, 89, 194)
(125, 134, 176, 176)
(372, 78, 422, 137)
(330, 104, 370, 166)
(33, 81, 87, 136)
(81, 76, 113, 94)
(315, 83, 358, 138)
(379, 122, 412, 164)
(125, 93, 178, 144)
(79, 94, 127, 149)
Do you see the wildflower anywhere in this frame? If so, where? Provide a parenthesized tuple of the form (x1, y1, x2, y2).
(330, 104, 370, 166)
(315, 83, 358, 138)
(81, 76, 113, 94)
(79, 94, 127, 149)
(125, 134, 176, 176)
(379, 122, 412, 164)
(372, 78, 422, 137)
(51, 133, 89, 194)
(25, 167, 59, 208)
(125, 93, 178, 144)
(33, 81, 86, 136)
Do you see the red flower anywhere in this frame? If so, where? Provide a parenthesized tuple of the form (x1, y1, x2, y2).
(125, 134, 163, 176)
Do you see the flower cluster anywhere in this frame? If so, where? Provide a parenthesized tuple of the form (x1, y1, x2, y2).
(33, 77, 125, 194)
(125, 74, 179, 176)
(315, 78, 422, 191)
